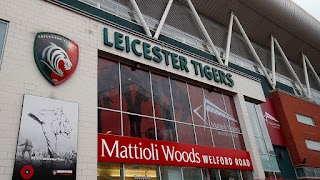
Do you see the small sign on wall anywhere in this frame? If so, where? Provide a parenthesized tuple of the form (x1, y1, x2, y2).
(12, 95, 78, 180)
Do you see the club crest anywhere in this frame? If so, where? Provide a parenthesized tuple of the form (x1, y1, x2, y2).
(34, 32, 79, 86)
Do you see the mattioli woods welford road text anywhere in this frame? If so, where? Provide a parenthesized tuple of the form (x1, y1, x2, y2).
(98, 134, 253, 170)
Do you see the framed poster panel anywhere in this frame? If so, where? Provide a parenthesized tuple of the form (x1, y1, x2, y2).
(12, 94, 78, 180)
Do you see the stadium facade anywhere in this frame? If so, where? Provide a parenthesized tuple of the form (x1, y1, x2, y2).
(0, 0, 320, 179)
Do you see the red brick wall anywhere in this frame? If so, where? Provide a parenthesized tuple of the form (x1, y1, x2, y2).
(270, 91, 320, 168)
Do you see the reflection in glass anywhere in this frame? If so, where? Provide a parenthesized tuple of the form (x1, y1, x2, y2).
(212, 130, 234, 149)
(241, 171, 254, 180)
(98, 59, 120, 110)
(195, 126, 213, 147)
(124, 164, 157, 180)
(98, 109, 121, 135)
(260, 155, 273, 171)
(123, 114, 155, 139)
(98, 163, 121, 180)
(156, 119, 177, 142)
(220, 169, 241, 180)
(176, 123, 195, 144)
(264, 171, 276, 179)
(224, 94, 241, 133)
(202, 168, 219, 180)
(151, 73, 174, 120)
(170, 79, 192, 123)
(265, 139, 275, 155)
(204, 89, 226, 130)
(270, 156, 280, 172)
(255, 137, 267, 154)
(233, 134, 246, 150)
(121, 64, 153, 116)
(245, 102, 263, 137)
(188, 84, 205, 126)
(160, 166, 182, 180)
(182, 167, 202, 180)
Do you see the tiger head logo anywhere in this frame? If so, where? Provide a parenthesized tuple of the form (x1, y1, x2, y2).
(41, 42, 72, 77)
(34, 32, 79, 86)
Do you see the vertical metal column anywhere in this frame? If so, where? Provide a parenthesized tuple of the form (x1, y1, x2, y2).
(233, 15, 275, 89)
(185, 0, 224, 65)
(154, 0, 173, 39)
(302, 54, 312, 99)
(271, 35, 276, 87)
(303, 54, 320, 88)
(129, 0, 152, 37)
(224, 12, 234, 66)
(273, 38, 308, 97)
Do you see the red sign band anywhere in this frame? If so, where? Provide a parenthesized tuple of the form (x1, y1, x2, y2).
(98, 134, 253, 170)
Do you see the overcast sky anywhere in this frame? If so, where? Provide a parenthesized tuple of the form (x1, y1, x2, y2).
(292, 0, 320, 21)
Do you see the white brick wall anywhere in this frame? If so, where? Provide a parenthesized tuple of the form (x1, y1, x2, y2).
(0, 0, 266, 180)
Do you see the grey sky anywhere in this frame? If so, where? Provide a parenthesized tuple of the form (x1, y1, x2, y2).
(292, 0, 320, 21)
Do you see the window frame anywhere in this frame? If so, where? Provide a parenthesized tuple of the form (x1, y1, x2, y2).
(0, 19, 8, 69)
(305, 139, 320, 151)
(296, 114, 316, 126)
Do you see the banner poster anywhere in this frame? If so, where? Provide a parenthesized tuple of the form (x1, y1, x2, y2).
(98, 134, 253, 170)
(260, 98, 286, 146)
(12, 95, 78, 180)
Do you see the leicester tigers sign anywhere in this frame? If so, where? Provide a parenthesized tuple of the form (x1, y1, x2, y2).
(34, 32, 79, 85)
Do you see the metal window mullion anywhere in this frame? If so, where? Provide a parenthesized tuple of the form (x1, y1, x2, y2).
(119, 62, 124, 136)
(186, 82, 198, 145)
(168, 77, 179, 143)
(273, 37, 308, 97)
(185, 0, 224, 65)
(154, 0, 173, 39)
(149, 72, 158, 140)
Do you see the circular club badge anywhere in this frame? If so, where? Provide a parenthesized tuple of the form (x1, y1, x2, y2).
(20, 165, 34, 179)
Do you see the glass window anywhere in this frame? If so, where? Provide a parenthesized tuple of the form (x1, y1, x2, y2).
(255, 137, 267, 154)
(212, 130, 234, 149)
(233, 134, 246, 150)
(204, 90, 227, 131)
(123, 113, 155, 139)
(121, 64, 153, 116)
(304, 167, 316, 177)
(202, 168, 219, 180)
(315, 168, 320, 177)
(124, 164, 158, 180)
(156, 119, 177, 142)
(176, 123, 195, 144)
(260, 155, 272, 171)
(295, 167, 305, 177)
(264, 171, 276, 179)
(151, 73, 174, 120)
(270, 156, 280, 172)
(241, 171, 254, 180)
(98, 59, 120, 110)
(245, 102, 262, 137)
(224, 95, 241, 133)
(188, 84, 205, 126)
(0, 20, 8, 67)
(220, 169, 241, 180)
(265, 139, 275, 155)
(98, 163, 121, 180)
(182, 167, 202, 180)
(98, 110, 121, 135)
(305, 139, 320, 151)
(171, 79, 192, 123)
(195, 126, 213, 147)
(160, 166, 182, 180)
(296, 114, 315, 126)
